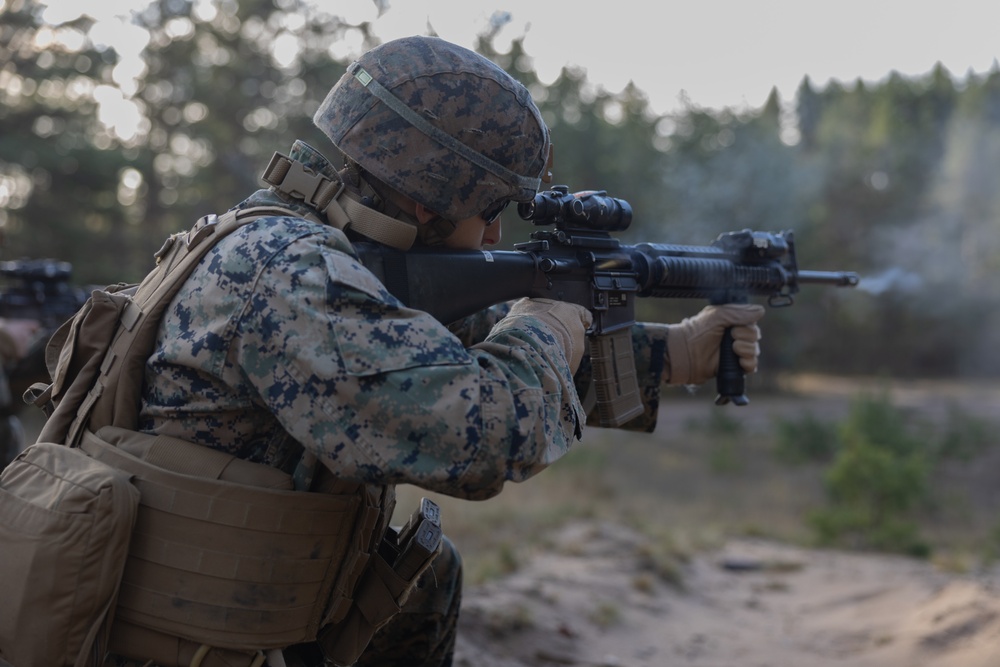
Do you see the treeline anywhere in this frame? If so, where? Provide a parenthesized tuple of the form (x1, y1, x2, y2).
(1, 0, 998, 378)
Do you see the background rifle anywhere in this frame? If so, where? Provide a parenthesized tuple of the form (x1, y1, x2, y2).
(355, 186, 860, 428)
(0, 259, 89, 399)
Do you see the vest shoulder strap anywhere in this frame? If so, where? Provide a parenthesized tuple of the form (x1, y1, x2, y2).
(33, 208, 277, 447)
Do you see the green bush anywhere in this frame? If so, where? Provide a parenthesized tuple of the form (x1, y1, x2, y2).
(773, 413, 840, 464)
(935, 403, 995, 461)
(809, 393, 932, 557)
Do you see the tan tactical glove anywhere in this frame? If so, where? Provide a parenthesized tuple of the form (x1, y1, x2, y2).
(665, 304, 765, 385)
(505, 298, 593, 373)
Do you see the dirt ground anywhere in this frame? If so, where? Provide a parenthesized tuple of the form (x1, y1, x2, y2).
(446, 375, 1000, 667)
(452, 520, 1000, 667)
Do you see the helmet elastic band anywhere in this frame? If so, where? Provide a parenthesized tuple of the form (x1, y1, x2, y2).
(350, 64, 542, 200)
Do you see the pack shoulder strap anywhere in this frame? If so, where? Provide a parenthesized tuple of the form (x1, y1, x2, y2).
(67, 207, 282, 446)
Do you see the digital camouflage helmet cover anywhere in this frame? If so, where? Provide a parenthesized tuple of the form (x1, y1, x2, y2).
(313, 35, 552, 223)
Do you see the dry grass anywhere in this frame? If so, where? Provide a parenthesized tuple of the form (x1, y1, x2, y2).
(396, 375, 1000, 582)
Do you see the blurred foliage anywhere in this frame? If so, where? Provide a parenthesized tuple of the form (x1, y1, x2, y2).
(2, 0, 999, 377)
(809, 393, 933, 557)
(934, 403, 995, 461)
(775, 396, 997, 466)
(776, 393, 998, 557)
(773, 413, 840, 464)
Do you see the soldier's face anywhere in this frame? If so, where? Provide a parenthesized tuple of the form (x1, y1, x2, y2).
(443, 213, 503, 250)
(413, 201, 503, 250)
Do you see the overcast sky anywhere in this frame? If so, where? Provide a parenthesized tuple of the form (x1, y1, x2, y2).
(370, 0, 1000, 114)
(39, 0, 1000, 118)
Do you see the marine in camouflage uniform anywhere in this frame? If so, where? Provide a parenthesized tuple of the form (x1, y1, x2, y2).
(0, 365, 22, 468)
(0, 318, 42, 468)
(134, 141, 584, 665)
(118, 36, 763, 666)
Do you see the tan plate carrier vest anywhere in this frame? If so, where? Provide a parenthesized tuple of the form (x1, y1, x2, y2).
(29, 208, 425, 667)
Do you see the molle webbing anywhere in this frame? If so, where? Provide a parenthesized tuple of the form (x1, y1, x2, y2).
(81, 427, 387, 663)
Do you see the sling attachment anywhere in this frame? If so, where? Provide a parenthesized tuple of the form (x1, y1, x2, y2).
(262, 151, 418, 251)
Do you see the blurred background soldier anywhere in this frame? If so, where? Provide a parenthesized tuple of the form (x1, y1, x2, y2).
(0, 257, 88, 467)
(0, 316, 43, 466)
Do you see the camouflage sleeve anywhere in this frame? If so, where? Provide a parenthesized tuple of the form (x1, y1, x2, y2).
(237, 233, 585, 500)
(448, 308, 670, 433)
(446, 303, 510, 346)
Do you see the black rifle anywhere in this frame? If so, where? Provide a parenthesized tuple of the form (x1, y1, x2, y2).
(0, 259, 89, 397)
(355, 186, 859, 427)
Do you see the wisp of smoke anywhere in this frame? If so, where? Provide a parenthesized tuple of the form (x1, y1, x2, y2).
(856, 267, 923, 295)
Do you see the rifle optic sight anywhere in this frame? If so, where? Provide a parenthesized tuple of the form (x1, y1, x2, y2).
(518, 185, 632, 232)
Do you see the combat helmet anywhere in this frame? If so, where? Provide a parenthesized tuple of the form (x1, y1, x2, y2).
(313, 35, 551, 238)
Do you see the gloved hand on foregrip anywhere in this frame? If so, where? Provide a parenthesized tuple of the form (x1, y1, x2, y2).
(665, 304, 765, 385)
(505, 298, 593, 373)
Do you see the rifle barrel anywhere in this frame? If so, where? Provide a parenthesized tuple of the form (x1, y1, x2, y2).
(797, 270, 860, 287)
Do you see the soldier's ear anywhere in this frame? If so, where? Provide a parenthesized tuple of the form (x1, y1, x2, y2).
(413, 203, 441, 225)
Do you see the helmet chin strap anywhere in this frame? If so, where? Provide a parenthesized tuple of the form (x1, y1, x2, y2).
(413, 214, 458, 247)
(349, 164, 459, 247)
(261, 151, 419, 250)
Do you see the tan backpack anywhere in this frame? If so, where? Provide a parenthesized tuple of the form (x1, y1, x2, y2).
(0, 440, 139, 667)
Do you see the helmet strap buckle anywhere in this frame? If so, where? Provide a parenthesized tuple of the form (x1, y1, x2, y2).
(261, 152, 345, 213)
(262, 151, 419, 251)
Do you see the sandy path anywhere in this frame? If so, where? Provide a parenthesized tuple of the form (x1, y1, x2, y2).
(454, 521, 1000, 667)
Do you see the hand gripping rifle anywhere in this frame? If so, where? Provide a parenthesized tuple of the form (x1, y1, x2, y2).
(354, 186, 859, 428)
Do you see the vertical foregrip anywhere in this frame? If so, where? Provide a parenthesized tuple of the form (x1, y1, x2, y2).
(715, 328, 748, 406)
